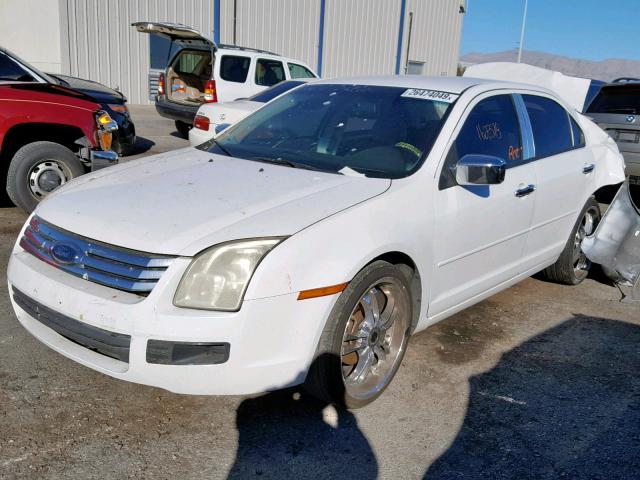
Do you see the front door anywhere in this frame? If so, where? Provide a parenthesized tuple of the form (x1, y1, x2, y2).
(430, 93, 537, 318)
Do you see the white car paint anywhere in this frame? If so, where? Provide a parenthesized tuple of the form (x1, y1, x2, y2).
(189, 99, 260, 146)
(8, 75, 626, 396)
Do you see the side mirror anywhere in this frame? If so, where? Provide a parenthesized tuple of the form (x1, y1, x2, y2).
(454, 154, 506, 186)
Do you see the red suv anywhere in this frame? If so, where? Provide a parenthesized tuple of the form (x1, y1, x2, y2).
(0, 82, 118, 212)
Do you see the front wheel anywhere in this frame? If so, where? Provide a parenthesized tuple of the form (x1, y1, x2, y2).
(541, 197, 601, 285)
(304, 261, 413, 409)
(6, 141, 85, 213)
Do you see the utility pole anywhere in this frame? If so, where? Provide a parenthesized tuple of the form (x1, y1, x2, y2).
(517, 0, 529, 63)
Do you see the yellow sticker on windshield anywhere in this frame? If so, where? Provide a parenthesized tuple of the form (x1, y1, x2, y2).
(401, 89, 459, 103)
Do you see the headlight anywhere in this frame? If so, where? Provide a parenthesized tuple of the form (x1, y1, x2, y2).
(95, 110, 118, 151)
(174, 238, 283, 311)
(108, 103, 128, 114)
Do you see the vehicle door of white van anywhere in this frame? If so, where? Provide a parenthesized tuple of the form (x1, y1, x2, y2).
(429, 93, 537, 319)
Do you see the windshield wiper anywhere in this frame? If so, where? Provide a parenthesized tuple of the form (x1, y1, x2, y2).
(249, 155, 323, 171)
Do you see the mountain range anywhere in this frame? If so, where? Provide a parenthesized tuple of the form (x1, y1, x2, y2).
(460, 50, 640, 82)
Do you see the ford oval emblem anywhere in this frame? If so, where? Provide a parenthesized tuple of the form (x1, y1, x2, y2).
(50, 243, 78, 265)
(626, 115, 636, 123)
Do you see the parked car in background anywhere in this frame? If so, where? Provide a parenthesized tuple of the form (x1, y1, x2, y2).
(586, 82, 640, 184)
(0, 82, 118, 212)
(8, 76, 624, 408)
(0, 47, 136, 155)
(189, 79, 310, 146)
(133, 22, 317, 137)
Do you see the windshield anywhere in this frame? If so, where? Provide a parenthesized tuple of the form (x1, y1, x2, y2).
(248, 80, 306, 103)
(200, 84, 454, 178)
(0, 48, 57, 84)
(587, 85, 640, 114)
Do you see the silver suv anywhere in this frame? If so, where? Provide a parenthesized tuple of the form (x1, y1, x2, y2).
(586, 81, 640, 184)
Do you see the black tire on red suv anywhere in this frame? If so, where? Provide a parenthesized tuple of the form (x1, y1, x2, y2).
(6, 141, 84, 213)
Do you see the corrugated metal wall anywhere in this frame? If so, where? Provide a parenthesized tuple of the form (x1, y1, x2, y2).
(219, 0, 320, 70)
(60, 0, 464, 104)
(322, 0, 402, 78)
(60, 0, 215, 104)
(403, 0, 464, 76)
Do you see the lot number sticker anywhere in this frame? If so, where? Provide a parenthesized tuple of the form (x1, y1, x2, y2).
(401, 89, 459, 103)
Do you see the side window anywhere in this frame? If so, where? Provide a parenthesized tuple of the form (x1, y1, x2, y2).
(0, 52, 32, 81)
(440, 95, 522, 189)
(522, 95, 573, 158)
(219, 55, 250, 83)
(288, 63, 316, 79)
(255, 59, 285, 86)
(570, 116, 585, 147)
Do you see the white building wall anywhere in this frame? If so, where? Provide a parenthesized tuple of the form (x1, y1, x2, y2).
(0, 0, 63, 73)
(322, 0, 402, 78)
(220, 0, 320, 71)
(60, 0, 215, 104)
(403, 0, 464, 76)
(3, 0, 464, 104)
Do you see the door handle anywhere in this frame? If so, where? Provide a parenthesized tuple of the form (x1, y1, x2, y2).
(583, 163, 595, 174)
(515, 184, 536, 197)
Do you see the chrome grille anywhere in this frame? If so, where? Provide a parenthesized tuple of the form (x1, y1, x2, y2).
(20, 216, 174, 295)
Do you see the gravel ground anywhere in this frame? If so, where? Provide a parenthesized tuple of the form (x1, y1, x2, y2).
(1, 106, 639, 479)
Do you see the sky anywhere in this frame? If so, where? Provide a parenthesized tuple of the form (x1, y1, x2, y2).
(461, 0, 640, 61)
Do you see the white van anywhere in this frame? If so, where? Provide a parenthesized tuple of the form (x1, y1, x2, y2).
(133, 22, 318, 136)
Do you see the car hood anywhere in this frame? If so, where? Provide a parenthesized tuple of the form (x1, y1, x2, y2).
(35, 148, 390, 256)
(49, 74, 125, 104)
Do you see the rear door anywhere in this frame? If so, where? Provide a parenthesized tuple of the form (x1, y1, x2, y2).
(253, 58, 287, 94)
(518, 93, 594, 271)
(132, 22, 215, 100)
(430, 92, 537, 318)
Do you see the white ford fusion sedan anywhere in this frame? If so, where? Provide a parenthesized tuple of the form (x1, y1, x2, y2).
(8, 76, 625, 408)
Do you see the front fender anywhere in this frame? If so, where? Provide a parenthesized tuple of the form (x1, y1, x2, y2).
(245, 181, 432, 316)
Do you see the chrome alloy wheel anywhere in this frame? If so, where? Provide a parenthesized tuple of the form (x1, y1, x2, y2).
(341, 277, 410, 400)
(28, 160, 70, 199)
(573, 205, 600, 281)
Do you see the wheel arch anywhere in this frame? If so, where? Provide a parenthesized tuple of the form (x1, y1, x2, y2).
(366, 251, 422, 333)
(1, 122, 87, 166)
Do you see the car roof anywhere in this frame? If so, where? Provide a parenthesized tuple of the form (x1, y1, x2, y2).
(311, 75, 554, 95)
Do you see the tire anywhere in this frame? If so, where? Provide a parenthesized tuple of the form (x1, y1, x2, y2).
(6, 141, 84, 213)
(541, 197, 601, 285)
(304, 261, 413, 409)
(175, 120, 192, 138)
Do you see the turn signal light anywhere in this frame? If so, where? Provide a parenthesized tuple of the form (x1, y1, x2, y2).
(194, 115, 210, 131)
(298, 282, 349, 300)
(157, 73, 165, 95)
(204, 79, 218, 103)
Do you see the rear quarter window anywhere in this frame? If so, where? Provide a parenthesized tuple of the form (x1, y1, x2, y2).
(523, 95, 574, 158)
(288, 63, 316, 79)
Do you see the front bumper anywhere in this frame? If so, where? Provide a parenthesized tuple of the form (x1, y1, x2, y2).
(7, 245, 335, 395)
